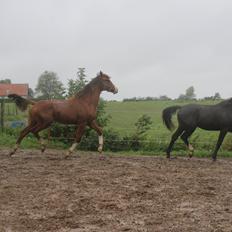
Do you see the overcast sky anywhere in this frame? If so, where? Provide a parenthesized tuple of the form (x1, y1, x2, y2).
(1, 0, 232, 100)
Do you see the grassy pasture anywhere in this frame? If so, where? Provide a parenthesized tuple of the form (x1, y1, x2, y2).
(105, 100, 232, 152)
(2, 99, 232, 155)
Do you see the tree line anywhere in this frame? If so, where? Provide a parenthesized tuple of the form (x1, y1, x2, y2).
(0, 72, 222, 101)
(123, 86, 222, 102)
(0, 68, 88, 100)
(34, 68, 88, 99)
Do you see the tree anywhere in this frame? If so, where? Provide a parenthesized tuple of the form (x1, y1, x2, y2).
(135, 114, 153, 135)
(185, 86, 196, 100)
(178, 86, 196, 100)
(0, 79, 11, 84)
(213, 92, 221, 100)
(178, 94, 187, 100)
(129, 114, 153, 151)
(96, 99, 111, 127)
(67, 68, 88, 97)
(28, 88, 34, 98)
(159, 95, 171, 100)
(35, 71, 65, 99)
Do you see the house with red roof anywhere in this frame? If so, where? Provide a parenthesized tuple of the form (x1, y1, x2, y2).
(0, 84, 29, 97)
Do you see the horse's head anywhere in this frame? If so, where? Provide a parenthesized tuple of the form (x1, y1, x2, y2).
(97, 71, 118, 94)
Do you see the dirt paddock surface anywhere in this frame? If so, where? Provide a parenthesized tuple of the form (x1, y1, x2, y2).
(0, 149, 232, 232)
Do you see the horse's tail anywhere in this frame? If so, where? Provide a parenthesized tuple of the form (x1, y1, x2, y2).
(8, 94, 36, 111)
(162, 105, 182, 131)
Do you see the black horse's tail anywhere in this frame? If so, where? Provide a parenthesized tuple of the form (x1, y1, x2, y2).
(8, 94, 35, 111)
(162, 105, 182, 131)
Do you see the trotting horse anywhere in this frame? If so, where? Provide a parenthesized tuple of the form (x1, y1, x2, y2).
(162, 99, 232, 161)
(8, 71, 118, 157)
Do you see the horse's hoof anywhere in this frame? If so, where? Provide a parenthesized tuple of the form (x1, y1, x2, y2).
(64, 155, 70, 159)
(64, 151, 71, 159)
(9, 149, 17, 157)
(9, 151, 15, 157)
(65, 155, 70, 159)
(98, 147, 103, 153)
(41, 146, 46, 153)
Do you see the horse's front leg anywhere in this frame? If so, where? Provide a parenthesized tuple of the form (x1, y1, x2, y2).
(89, 120, 103, 153)
(65, 123, 86, 158)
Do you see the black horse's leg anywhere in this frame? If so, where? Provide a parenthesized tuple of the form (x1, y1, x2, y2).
(166, 126, 184, 159)
(180, 128, 196, 158)
(211, 130, 227, 161)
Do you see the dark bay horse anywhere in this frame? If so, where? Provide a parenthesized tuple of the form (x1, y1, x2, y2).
(162, 99, 232, 161)
(8, 71, 118, 157)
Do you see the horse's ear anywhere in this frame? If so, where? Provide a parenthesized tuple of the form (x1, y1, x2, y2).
(99, 71, 103, 76)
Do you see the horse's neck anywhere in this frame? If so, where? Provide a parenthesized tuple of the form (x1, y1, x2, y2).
(78, 86, 101, 108)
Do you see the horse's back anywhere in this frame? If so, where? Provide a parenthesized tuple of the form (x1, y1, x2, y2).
(29, 100, 55, 122)
(30, 99, 94, 124)
(177, 104, 200, 127)
(178, 103, 232, 130)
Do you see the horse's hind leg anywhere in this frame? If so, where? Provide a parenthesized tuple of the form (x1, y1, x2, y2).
(33, 131, 47, 153)
(180, 128, 196, 158)
(31, 123, 51, 153)
(9, 123, 37, 156)
(166, 126, 184, 159)
(212, 130, 227, 161)
(89, 120, 103, 153)
(65, 123, 86, 158)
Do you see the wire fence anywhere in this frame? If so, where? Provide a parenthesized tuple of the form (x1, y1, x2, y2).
(3, 102, 232, 150)
(47, 135, 221, 147)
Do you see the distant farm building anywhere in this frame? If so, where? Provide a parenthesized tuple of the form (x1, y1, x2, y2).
(0, 84, 29, 97)
(0, 83, 29, 130)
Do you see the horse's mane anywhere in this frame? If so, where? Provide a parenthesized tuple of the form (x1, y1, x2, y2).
(75, 76, 100, 98)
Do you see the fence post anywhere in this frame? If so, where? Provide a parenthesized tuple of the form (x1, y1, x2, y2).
(0, 98, 5, 131)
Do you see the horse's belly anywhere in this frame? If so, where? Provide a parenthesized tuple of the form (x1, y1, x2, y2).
(53, 111, 92, 125)
(55, 117, 77, 124)
(198, 119, 223, 131)
(198, 124, 221, 131)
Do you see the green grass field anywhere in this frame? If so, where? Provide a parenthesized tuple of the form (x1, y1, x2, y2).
(2, 99, 232, 155)
(105, 100, 232, 151)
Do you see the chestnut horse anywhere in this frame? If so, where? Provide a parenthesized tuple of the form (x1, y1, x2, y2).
(8, 71, 118, 157)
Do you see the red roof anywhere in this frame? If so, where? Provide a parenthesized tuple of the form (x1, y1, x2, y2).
(0, 84, 29, 97)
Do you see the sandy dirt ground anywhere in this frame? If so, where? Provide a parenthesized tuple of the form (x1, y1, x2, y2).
(0, 149, 232, 232)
